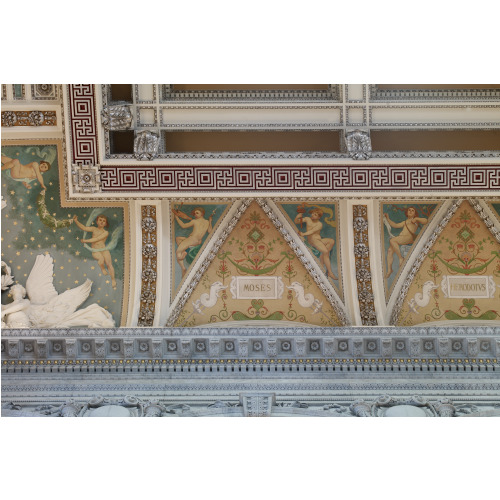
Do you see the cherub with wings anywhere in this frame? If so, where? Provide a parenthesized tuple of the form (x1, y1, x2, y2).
(1, 254, 115, 328)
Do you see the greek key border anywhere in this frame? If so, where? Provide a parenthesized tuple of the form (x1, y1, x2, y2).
(98, 165, 500, 192)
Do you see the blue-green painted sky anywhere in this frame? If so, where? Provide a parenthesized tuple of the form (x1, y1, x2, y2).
(1, 144, 124, 324)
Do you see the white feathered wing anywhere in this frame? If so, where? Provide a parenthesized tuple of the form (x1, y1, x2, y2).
(25, 254, 115, 328)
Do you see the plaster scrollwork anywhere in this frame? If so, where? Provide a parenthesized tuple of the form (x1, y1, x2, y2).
(36, 339, 47, 358)
(240, 393, 275, 417)
(296, 338, 306, 357)
(143, 399, 167, 417)
(101, 105, 133, 131)
(123, 340, 134, 358)
(467, 339, 479, 357)
(267, 340, 277, 358)
(1, 255, 115, 329)
(324, 339, 335, 357)
(94, 340, 106, 358)
(239, 339, 249, 357)
(350, 400, 373, 417)
(7, 340, 19, 358)
(36, 399, 84, 417)
(432, 398, 456, 417)
(438, 338, 450, 358)
(353, 340, 363, 357)
(345, 130, 372, 160)
(350, 395, 446, 417)
(134, 130, 160, 161)
(180, 340, 191, 358)
(65, 340, 77, 358)
(209, 339, 220, 358)
(152, 340, 162, 358)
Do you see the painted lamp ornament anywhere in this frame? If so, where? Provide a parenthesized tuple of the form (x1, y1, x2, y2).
(1, 254, 115, 329)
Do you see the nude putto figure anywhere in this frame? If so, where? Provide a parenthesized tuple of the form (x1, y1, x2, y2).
(1, 154, 50, 190)
(173, 206, 213, 277)
(73, 214, 117, 289)
(295, 207, 337, 281)
(384, 206, 428, 278)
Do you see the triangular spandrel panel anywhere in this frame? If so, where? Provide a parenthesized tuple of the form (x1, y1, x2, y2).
(394, 200, 500, 326)
(381, 201, 441, 301)
(173, 201, 344, 327)
(276, 201, 343, 301)
(170, 201, 231, 302)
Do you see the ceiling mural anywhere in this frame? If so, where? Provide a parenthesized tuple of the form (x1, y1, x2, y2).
(170, 201, 230, 300)
(394, 200, 500, 326)
(2, 85, 500, 420)
(276, 201, 342, 301)
(1, 140, 128, 327)
(381, 201, 441, 299)
(171, 201, 345, 328)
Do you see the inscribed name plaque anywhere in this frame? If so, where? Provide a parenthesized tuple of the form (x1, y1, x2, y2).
(230, 276, 284, 300)
(440, 275, 496, 299)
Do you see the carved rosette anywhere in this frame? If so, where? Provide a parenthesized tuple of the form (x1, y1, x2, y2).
(353, 205, 377, 325)
(33, 84, 57, 99)
(346, 130, 372, 160)
(101, 105, 133, 130)
(71, 163, 101, 194)
(134, 130, 160, 161)
(1, 110, 57, 127)
(138, 206, 157, 327)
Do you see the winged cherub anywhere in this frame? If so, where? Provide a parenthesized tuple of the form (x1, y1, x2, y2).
(1, 254, 115, 328)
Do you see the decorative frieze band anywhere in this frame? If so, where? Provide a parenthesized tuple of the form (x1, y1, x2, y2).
(137, 206, 158, 326)
(99, 165, 500, 192)
(2, 110, 57, 127)
(68, 84, 99, 165)
(2, 330, 498, 366)
(3, 393, 499, 417)
(353, 205, 377, 325)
